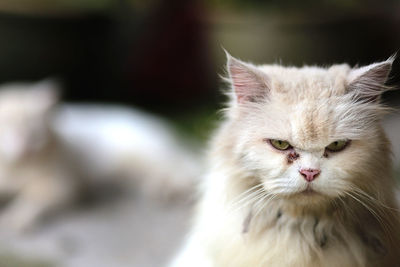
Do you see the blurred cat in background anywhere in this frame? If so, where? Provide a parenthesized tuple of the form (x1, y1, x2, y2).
(0, 80, 78, 232)
(0, 79, 200, 232)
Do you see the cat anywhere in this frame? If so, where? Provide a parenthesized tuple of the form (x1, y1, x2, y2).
(170, 52, 400, 267)
(0, 79, 79, 232)
(0, 79, 200, 232)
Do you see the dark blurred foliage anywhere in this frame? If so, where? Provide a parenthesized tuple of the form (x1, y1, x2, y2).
(0, 0, 398, 116)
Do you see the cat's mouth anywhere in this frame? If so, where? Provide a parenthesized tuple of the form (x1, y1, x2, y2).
(280, 185, 322, 199)
(300, 184, 319, 196)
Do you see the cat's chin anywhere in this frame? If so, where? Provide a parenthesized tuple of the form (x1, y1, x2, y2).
(281, 188, 332, 209)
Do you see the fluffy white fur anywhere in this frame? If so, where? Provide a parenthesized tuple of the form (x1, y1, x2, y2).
(171, 54, 400, 267)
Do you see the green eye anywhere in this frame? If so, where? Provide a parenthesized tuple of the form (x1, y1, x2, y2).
(326, 140, 349, 152)
(269, 139, 291, 150)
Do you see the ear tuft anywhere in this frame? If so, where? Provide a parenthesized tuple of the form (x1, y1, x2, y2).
(31, 78, 61, 111)
(347, 55, 395, 102)
(225, 51, 270, 103)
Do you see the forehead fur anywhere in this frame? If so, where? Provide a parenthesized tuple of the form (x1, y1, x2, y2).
(259, 64, 351, 101)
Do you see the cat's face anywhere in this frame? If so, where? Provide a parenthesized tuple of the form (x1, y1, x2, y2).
(226, 54, 393, 206)
(0, 80, 58, 163)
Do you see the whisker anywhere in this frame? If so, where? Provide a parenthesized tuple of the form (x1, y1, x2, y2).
(343, 191, 392, 238)
(253, 194, 277, 219)
(229, 188, 266, 214)
(351, 186, 400, 212)
(230, 186, 264, 208)
(230, 183, 264, 205)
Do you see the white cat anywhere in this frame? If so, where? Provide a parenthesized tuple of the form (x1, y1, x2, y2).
(0, 80, 78, 232)
(0, 79, 200, 232)
(171, 53, 400, 267)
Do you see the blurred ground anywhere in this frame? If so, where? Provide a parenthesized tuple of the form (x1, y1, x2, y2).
(0, 191, 193, 267)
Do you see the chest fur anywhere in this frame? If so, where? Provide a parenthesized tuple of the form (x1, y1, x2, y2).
(211, 212, 367, 267)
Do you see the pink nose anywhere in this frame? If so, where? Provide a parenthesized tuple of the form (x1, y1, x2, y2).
(299, 169, 320, 182)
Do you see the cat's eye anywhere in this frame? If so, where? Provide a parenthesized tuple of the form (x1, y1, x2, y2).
(325, 140, 349, 152)
(269, 139, 291, 150)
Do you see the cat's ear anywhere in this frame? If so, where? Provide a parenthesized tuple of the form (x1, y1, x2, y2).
(31, 78, 61, 112)
(225, 51, 270, 103)
(347, 55, 395, 102)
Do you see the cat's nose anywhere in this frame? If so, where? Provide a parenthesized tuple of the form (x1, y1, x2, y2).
(299, 168, 320, 182)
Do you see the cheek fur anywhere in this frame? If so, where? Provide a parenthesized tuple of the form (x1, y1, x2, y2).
(240, 143, 292, 179)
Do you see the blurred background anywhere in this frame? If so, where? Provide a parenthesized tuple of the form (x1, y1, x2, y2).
(0, 0, 398, 266)
(0, 0, 399, 134)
